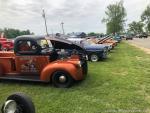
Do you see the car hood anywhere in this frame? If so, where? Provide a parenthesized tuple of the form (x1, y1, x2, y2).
(48, 37, 86, 51)
(84, 44, 107, 50)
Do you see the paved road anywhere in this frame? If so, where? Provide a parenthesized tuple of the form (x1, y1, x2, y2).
(127, 37, 150, 49)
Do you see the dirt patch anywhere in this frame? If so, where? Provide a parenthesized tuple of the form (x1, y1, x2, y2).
(129, 43, 150, 54)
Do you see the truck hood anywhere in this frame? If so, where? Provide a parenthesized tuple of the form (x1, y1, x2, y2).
(48, 37, 86, 52)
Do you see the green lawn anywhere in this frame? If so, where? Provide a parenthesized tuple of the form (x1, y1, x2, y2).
(0, 42, 150, 113)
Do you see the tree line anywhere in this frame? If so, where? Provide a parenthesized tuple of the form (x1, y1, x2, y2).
(0, 28, 33, 39)
(102, 1, 150, 35)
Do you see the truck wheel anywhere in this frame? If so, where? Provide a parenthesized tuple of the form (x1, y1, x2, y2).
(52, 71, 74, 88)
(90, 54, 99, 62)
(3, 93, 35, 113)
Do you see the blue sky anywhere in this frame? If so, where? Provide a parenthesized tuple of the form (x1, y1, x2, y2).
(0, 0, 149, 34)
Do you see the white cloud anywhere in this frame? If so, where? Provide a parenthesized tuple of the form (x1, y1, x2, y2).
(0, 0, 149, 35)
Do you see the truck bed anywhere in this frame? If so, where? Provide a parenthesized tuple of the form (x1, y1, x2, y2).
(0, 51, 15, 57)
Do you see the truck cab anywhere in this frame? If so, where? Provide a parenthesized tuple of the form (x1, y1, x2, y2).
(0, 35, 87, 88)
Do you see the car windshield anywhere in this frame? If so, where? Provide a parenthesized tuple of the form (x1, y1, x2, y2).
(82, 40, 94, 46)
(37, 39, 52, 49)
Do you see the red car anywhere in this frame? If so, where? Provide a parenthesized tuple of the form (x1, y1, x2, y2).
(0, 38, 14, 51)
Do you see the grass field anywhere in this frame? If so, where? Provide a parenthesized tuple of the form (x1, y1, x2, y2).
(0, 42, 150, 113)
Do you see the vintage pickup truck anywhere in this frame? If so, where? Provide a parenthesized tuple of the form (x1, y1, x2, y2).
(0, 35, 87, 88)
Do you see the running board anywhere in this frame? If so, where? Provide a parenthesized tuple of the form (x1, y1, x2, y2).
(0, 76, 47, 83)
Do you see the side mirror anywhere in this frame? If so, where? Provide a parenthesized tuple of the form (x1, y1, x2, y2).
(1, 93, 35, 113)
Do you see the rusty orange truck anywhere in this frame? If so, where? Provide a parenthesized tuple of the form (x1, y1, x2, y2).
(0, 35, 87, 88)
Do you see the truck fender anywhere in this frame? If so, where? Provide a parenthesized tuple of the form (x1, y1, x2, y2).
(40, 62, 79, 82)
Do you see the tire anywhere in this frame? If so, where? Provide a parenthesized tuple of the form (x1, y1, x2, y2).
(52, 71, 74, 88)
(90, 54, 99, 62)
(6, 93, 35, 113)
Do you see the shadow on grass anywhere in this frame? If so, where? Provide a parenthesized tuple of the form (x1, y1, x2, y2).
(99, 56, 115, 63)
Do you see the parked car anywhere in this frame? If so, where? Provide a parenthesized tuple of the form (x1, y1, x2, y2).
(0, 38, 14, 51)
(113, 36, 122, 42)
(94, 37, 117, 49)
(125, 34, 133, 40)
(68, 32, 86, 38)
(67, 38, 108, 62)
(113, 34, 122, 43)
(139, 33, 148, 38)
(86, 38, 113, 50)
(0, 35, 87, 88)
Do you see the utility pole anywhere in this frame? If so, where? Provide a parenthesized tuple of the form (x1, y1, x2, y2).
(61, 22, 65, 35)
(42, 9, 49, 36)
(51, 29, 54, 38)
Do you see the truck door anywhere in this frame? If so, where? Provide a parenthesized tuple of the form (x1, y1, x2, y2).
(14, 40, 49, 74)
(15, 56, 49, 74)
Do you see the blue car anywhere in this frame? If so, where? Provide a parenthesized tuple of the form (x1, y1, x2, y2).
(113, 34, 122, 43)
(67, 38, 108, 62)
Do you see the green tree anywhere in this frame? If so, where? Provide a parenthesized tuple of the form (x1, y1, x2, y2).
(141, 5, 150, 33)
(102, 1, 126, 34)
(2, 28, 33, 39)
(88, 32, 98, 36)
(128, 21, 144, 34)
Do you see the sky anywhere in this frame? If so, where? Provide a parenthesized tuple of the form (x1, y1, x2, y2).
(0, 0, 149, 35)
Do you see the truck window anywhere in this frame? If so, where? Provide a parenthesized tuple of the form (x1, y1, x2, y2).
(17, 40, 38, 54)
(37, 39, 52, 49)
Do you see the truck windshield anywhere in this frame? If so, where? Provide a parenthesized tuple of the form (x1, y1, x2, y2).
(37, 39, 52, 49)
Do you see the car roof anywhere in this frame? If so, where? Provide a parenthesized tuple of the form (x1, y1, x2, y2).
(16, 35, 73, 43)
(16, 35, 46, 40)
(15, 35, 85, 51)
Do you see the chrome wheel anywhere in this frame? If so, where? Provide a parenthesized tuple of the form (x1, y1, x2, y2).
(52, 71, 74, 88)
(2, 100, 17, 113)
(90, 54, 99, 62)
(5, 93, 35, 113)
(59, 75, 67, 83)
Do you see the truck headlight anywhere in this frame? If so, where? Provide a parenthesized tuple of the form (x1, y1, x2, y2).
(110, 45, 112, 49)
(2, 100, 17, 113)
(77, 61, 82, 67)
(86, 55, 88, 60)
